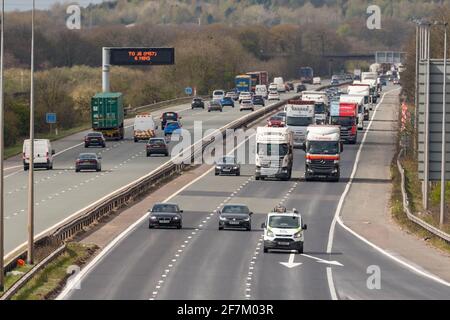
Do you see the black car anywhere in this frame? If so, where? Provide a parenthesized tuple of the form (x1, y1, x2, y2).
(75, 153, 101, 172)
(146, 137, 169, 157)
(296, 84, 307, 93)
(84, 132, 106, 148)
(161, 111, 180, 129)
(191, 97, 205, 109)
(218, 204, 253, 231)
(252, 95, 265, 107)
(215, 156, 240, 176)
(148, 203, 183, 229)
(286, 82, 295, 91)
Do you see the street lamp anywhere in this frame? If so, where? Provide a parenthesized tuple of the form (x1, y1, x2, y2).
(0, 0, 5, 292)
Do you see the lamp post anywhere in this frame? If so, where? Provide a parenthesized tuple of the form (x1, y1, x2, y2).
(0, 0, 5, 292)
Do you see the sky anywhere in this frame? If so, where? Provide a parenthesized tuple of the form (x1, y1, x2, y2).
(5, 0, 105, 11)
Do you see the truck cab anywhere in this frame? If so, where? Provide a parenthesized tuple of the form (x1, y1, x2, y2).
(329, 101, 358, 144)
(255, 127, 293, 181)
(303, 125, 342, 182)
(262, 207, 307, 254)
(340, 94, 366, 130)
(284, 100, 315, 148)
(301, 91, 329, 125)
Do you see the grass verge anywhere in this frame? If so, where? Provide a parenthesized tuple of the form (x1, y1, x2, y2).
(391, 156, 450, 254)
(10, 243, 98, 300)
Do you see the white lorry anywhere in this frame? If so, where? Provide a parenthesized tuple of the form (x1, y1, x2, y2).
(284, 100, 315, 148)
(133, 113, 157, 142)
(301, 91, 329, 124)
(304, 125, 342, 182)
(255, 84, 268, 99)
(273, 77, 286, 93)
(340, 94, 366, 130)
(23, 139, 55, 171)
(255, 127, 293, 181)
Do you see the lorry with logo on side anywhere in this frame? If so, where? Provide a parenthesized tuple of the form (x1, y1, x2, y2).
(255, 126, 294, 181)
(329, 101, 358, 144)
(301, 91, 329, 125)
(235, 75, 252, 93)
(340, 94, 365, 131)
(133, 113, 157, 142)
(299, 67, 314, 84)
(302, 125, 343, 182)
(284, 100, 315, 148)
(91, 92, 124, 140)
(246, 71, 269, 92)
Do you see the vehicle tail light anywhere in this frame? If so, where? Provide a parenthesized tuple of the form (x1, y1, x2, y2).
(22, 152, 26, 160)
(46, 152, 49, 159)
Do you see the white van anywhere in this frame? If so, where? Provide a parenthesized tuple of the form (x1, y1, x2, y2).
(212, 90, 225, 101)
(133, 113, 157, 142)
(23, 139, 55, 171)
(273, 77, 285, 93)
(255, 85, 268, 99)
(313, 77, 322, 85)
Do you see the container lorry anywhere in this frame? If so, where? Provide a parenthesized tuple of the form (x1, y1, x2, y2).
(303, 125, 343, 182)
(329, 101, 358, 144)
(255, 126, 294, 181)
(91, 92, 124, 140)
(284, 100, 315, 148)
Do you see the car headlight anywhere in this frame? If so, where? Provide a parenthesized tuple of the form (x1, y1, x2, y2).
(233, 166, 238, 169)
(150, 216, 157, 220)
(293, 230, 302, 238)
(267, 229, 274, 237)
(173, 216, 179, 220)
(219, 216, 227, 221)
(334, 160, 339, 164)
(306, 159, 311, 164)
(244, 217, 250, 221)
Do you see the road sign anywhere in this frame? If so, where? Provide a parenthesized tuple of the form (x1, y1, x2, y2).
(418, 60, 450, 181)
(185, 87, 193, 95)
(109, 47, 175, 66)
(375, 51, 406, 64)
(46, 113, 56, 124)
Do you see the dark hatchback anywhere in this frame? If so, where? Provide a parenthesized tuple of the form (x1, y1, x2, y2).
(161, 112, 180, 129)
(218, 204, 253, 231)
(146, 137, 169, 157)
(191, 97, 205, 109)
(296, 84, 307, 93)
(84, 132, 106, 148)
(148, 203, 183, 229)
(252, 95, 265, 107)
(215, 156, 240, 176)
(75, 153, 101, 172)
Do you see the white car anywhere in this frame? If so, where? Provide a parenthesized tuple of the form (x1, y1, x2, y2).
(267, 92, 280, 101)
(238, 91, 252, 103)
(240, 99, 255, 111)
(261, 207, 307, 254)
(313, 77, 321, 85)
(212, 90, 225, 100)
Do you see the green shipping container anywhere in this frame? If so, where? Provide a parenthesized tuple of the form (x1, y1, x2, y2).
(91, 92, 124, 130)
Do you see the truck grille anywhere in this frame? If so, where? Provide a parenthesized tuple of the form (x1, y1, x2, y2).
(310, 159, 335, 171)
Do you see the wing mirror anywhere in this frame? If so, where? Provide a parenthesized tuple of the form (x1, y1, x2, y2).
(340, 141, 344, 152)
(303, 224, 308, 230)
(51, 149, 56, 155)
(249, 212, 253, 216)
(301, 142, 306, 151)
(215, 210, 221, 214)
(261, 222, 266, 229)
(179, 210, 184, 213)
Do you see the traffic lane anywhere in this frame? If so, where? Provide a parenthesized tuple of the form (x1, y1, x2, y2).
(156, 165, 299, 299)
(2, 99, 282, 252)
(331, 224, 450, 300)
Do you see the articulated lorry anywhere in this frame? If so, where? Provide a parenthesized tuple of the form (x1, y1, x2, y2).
(235, 75, 252, 92)
(339, 95, 365, 130)
(329, 101, 358, 144)
(303, 125, 343, 182)
(301, 91, 329, 125)
(299, 67, 314, 84)
(91, 92, 124, 140)
(246, 71, 269, 91)
(284, 100, 315, 148)
(255, 127, 294, 181)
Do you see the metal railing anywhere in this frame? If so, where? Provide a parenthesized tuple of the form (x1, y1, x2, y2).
(397, 149, 450, 242)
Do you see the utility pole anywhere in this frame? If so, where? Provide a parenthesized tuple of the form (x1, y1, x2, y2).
(0, 0, 5, 292)
(27, 0, 35, 265)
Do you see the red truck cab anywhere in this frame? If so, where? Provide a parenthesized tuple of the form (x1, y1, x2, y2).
(329, 102, 358, 144)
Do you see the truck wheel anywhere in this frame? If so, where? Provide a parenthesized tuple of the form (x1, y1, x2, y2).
(24, 166, 29, 171)
(263, 247, 268, 253)
(255, 176, 260, 180)
(134, 138, 138, 142)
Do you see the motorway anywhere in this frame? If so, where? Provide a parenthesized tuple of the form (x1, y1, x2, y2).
(2, 88, 314, 257)
(60, 84, 450, 300)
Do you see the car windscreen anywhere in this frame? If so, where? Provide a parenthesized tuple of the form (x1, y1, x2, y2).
(149, 139, 165, 145)
(269, 215, 300, 229)
(307, 141, 339, 155)
(214, 91, 224, 96)
(257, 143, 289, 156)
(270, 116, 283, 121)
(79, 154, 96, 160)
(193, 99, 202, 102)
(286, 116, 313, 126)
(331, 116, 354, 126)
(87, 133, 102, 137)
(152, 204, 178, 213)
(222, 205, 249, 214)
(219, 156, 236, 164)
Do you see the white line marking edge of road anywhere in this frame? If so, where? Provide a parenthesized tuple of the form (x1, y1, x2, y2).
(325, 87, 450, 301)
(56, 134, 255, 300)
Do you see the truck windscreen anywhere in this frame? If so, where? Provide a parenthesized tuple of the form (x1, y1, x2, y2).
(287, 117, 313, 126)
(257, 143, 289, 156)
(314, 104, 326, 114)
(307, 141, 339, 155)
(331, 116, 355, 126)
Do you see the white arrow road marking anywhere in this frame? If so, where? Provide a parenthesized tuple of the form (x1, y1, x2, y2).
(279, 253, 302, 269)
(301, 253, 343, 267)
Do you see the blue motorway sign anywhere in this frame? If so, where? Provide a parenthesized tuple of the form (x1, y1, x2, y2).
(46, 113, 57, 124)
(185, 87, 193, 95)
